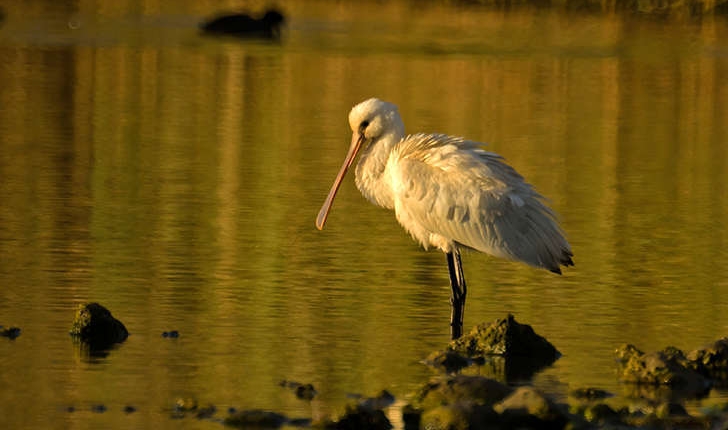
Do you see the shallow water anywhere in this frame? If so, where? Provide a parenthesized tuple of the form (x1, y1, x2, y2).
(1, 1, 728, 428)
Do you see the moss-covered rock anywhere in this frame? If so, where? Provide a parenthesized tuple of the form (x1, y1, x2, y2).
(615, 343, 710, 397)
(686, 337, 728, 382)
(420, 401, 499, 430)
(426, 315, 560, 378)
(69, 303, 128, 349)
(411, 375, 513, 412)
(493, 386, 568, 429)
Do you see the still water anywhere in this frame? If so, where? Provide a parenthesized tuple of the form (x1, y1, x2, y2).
(1, 1, 727, 428)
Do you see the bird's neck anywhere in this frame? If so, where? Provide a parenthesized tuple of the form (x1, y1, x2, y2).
(354, 131, 401, 210)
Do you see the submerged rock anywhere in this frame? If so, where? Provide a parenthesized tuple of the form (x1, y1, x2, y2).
(426, 314, 559, 378)
(69, 303, 128, 349)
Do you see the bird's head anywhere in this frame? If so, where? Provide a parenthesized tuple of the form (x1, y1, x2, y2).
(316, 98, 403, 230)
(348, 98, 403, 144)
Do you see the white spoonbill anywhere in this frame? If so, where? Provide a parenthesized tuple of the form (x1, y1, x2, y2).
(316, 98, 573, 339)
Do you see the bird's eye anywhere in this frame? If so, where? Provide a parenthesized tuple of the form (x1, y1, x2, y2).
(359, 120, 369, 132)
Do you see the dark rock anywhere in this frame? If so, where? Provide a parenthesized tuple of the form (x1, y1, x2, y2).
(224, 409, 288, 428)
(200, 9, 285, 39)
(411, 375, 513, 412)
(686, 337, 728, 381)
(319, 403, 392, 430)
(420, 401, 499, 430)
(427, 315, 559, 379)
(615, 343, 710, 398)
(451, 314, 560, 359)
(0, 326, 21, 339)
(493, 386, 568, 429)
(280, 380, 317, 400)
(69, 303, 128, 349)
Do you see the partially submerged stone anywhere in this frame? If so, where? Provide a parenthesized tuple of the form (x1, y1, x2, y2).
(686, 337, 728, 382)
(69, 303, 128, 349)
(420, 401, 498, 430)
(409, 375, 511, 428)
(493, 386, 568, 429)
(615, 343, 710, 398)
(411, 375, 513, 412)
(426, 314, 559, 378)
(410, 376, 571, 429)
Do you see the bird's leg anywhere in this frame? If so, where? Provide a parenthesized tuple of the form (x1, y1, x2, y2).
(446, 250, 467, 340)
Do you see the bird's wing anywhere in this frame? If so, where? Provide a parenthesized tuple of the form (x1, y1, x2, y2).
(388, 133, 573, 272)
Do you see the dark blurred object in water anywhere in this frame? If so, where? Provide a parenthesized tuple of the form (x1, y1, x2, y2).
(200, 9, 285, 39)
(1, 326, 21, 339)
(69, 302, 128, 350)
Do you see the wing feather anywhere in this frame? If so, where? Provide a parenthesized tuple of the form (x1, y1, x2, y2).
(387, 133, 573, 272)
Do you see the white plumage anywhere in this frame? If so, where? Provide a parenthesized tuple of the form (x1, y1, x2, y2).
(317, 98, 573, 338)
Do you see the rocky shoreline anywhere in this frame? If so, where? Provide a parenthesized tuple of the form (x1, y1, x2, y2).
(5, 303, 728, 429)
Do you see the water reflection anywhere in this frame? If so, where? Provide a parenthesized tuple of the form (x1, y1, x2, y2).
(0, 1, 727, 429)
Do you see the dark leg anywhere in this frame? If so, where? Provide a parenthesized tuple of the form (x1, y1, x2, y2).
(446, 249, 467, 340)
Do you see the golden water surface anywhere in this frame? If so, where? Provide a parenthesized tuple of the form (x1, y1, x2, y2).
(1, 1, 727, 428)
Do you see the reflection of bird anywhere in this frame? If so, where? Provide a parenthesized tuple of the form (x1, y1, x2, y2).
(200, 9, 285, 39)
(317, 98, 573, 339)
